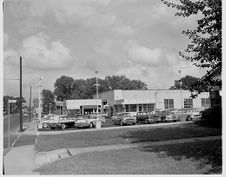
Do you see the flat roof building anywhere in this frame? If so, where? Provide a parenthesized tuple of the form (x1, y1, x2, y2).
(94, 89, 210, 116)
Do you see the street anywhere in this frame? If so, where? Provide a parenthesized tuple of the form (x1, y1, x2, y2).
(3, 113, 30, 150)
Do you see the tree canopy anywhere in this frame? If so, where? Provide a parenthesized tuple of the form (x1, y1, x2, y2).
(169, 75, 200, 90)
(3, 95, 26, 113)
(53, 75, 74, 100)
(162, 0, 221, 70)
(53, 75, 148, 100)
(41, 89, 55, 114)
(162, 0, 222, 93)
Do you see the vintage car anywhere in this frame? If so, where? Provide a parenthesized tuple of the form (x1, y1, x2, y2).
(153, 109, 180, 122)
(113, 112, 136, 126)
(136, 111, 161, 124)
(42, 115, 76, 129)
(172, 108, 203, 121)
(185, 109, 203, 121)
(74, 114, 105, 128)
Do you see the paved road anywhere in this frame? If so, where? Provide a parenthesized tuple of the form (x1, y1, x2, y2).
(3, 113, 30, 149)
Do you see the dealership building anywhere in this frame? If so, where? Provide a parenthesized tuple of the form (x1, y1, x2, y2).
(65, 89, 210, 116)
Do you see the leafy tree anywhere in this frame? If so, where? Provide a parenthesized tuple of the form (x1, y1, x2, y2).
(104, 75, 147, 90)
(53, 75, 74, 100)
(41, 89, 55, 114)
(3, 95, 26, 113)
(162, 0, 222, 90)
(54, 75, 148, 100)
(169, 75, 200, 90)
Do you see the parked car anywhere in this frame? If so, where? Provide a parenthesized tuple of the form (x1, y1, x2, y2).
(113, 112, 136, 126)
(136, 111, 161, 124)
(74, 114, 105, 128)
(42, 115, 76, 129)
(185, 109, 203, 121)
(153, 109, 179, 122)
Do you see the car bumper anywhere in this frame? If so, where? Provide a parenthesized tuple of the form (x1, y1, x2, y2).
(74, 123, 90, 127)
(123, 119, 136, 124)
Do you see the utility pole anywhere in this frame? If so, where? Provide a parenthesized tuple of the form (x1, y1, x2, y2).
(29, 85, 32, 121)
(19, 56, 23, 132)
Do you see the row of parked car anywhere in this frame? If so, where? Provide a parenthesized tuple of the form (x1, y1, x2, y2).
(111, 108, 203, 126)
(41, 108, 203, 130)
(41, 114, 105, 130)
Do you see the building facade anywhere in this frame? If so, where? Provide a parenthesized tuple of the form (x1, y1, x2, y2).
(94, 89, 210, 116)
(66, 99, 102, 115)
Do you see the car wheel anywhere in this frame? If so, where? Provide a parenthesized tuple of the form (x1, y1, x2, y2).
(89, 122, 94, 128)
(61, 124, 66, 130)
(186, 116, 191, 121)
(42, 122, 48, 129)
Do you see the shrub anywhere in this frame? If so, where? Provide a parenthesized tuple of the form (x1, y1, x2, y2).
(201, 106, 222, 128)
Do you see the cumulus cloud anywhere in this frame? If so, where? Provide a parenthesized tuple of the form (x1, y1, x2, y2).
(5, 33, 72, 70)
(125, 40, 165, 66)
(117, 64, 176, 89)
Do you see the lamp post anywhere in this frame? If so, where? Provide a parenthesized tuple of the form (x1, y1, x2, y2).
(38, 77, 44, 129)
(94, 71, 101, 128)
(178, 70, 183, 109)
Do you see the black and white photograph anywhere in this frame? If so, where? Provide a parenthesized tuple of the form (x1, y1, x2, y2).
(2, 0, 223, 175)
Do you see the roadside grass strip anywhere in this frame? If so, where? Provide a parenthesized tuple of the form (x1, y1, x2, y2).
(34, 135, 221, 169)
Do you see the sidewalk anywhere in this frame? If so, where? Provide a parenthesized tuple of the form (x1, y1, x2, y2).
(4, 119, 39, 175)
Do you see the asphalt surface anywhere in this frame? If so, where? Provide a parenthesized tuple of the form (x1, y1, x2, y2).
(3, 113, 30, 149)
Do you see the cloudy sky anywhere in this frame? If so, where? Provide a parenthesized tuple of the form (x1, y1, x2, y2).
(3, 0, 207, 101)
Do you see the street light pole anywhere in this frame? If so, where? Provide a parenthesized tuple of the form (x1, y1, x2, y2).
(95, 71, 101, 128)
(19, 56, 23, 132)
(178, 70, 183, 109)
(38, 77, 44, 129)
(29, 85, 32, 121)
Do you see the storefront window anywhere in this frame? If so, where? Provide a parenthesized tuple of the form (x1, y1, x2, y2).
(184, 98, 193, 109)
(201, 98, 211, 108)
(130, 104, 137, 112)
(164, 99, 174, 109)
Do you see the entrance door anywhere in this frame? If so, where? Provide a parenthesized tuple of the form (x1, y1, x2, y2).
(138, 105, 142, 112)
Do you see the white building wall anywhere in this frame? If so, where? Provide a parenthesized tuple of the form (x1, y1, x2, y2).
(94, 90, 115, 105)
(66, 99, 102, 109)
(122, 90, 156, 104)
(97, 89, 210, 110)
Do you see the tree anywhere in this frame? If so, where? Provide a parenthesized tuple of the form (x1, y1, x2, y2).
(104, 75, 147, 90)
(169, 75, 200, 90)
(54, 75, 148, 100)
(41, 89, 55, 114)
(162, 0, 222, 90)
(53, 75, 74, 100)
(3, 95, 26, 113)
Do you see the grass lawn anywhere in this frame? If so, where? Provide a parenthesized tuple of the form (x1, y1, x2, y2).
(36, 139, 222, 174)
(35, 123, 221, 152)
